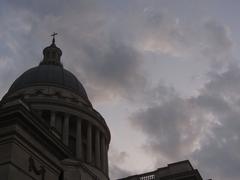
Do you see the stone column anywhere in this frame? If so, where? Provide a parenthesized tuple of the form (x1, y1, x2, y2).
(95, 129, 101, 168)
(87, 123, 92, 163)
(106, 143, 109, 174)
(50, 111, 56, 127)
(101, 134, 107, 172)
(76, 119, 82, 159)
(63, 114, 69, 145)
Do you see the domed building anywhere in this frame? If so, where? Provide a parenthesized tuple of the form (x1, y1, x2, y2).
(0, 36, 110, 180)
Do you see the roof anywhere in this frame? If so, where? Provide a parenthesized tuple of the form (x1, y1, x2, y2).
(6, 64, 90, 102)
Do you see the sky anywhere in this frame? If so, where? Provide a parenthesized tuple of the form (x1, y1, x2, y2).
(1, 0, 240, 179)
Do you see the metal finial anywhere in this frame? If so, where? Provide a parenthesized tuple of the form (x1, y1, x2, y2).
(51, 32, 58, 44)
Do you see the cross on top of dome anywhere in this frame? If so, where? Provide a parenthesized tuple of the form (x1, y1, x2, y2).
(51, 32, 58, 44)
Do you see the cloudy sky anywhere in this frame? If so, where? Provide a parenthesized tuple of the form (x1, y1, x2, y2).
(1, 0, 240, 179)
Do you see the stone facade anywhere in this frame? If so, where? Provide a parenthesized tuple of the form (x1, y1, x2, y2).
(0, 38, 110, 180)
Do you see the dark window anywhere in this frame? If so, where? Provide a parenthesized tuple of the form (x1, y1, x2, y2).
(69, 117, 77, 155)
(42, 110, 50, 126)
(56, 113, 64, 136)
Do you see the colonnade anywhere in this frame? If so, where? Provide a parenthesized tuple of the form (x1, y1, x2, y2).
(40, 110, 108, 173)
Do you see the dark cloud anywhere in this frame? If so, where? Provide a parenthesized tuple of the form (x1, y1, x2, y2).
(0, 0, 147, 102)
(201, 20, 233, 70)
(0, 0, 232, 102)
(131, 64, 240, 180)
(0, 6, 43, 97)
(0, 1, 240, 180)
(79, 39, 146, 101)
(192, 65, 240, 180)
(131, 96, 200, 161)
(204, 20, 232, 55)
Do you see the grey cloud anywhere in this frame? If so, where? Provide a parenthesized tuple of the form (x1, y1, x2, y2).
(131, 64, 240, 180)
(0, 0, 147, 102)
(109, 147, 132, 179)
(0, 6, 43, 97)
(200, 20, 233, 71)
(131, 96, 201, 161)
(109, 147, 129, 164)
(5, 0, 99, 17)
(110, 164, 132, 180)
(80, 40, 146, 101)
(204, 20, 232, 55)
(1, 0, 234, 103)
(1, 1, 240, 180)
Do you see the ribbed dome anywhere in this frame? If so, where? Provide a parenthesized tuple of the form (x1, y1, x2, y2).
(7, 64, 90, 102)
(4, 36, 90, 103)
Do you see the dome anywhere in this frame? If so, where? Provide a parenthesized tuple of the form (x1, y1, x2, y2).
(5, 36, 90, 103)
(7, 64, 90, 102)
(1, 35, 110, 178)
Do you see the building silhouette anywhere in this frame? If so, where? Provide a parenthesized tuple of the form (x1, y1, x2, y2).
(118, 160, 203, 180)
(0, 37, 204, 180)
(0, 37, 110, 180)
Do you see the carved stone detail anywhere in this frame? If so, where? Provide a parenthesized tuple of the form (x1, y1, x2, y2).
(28, 156, 46, 180)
